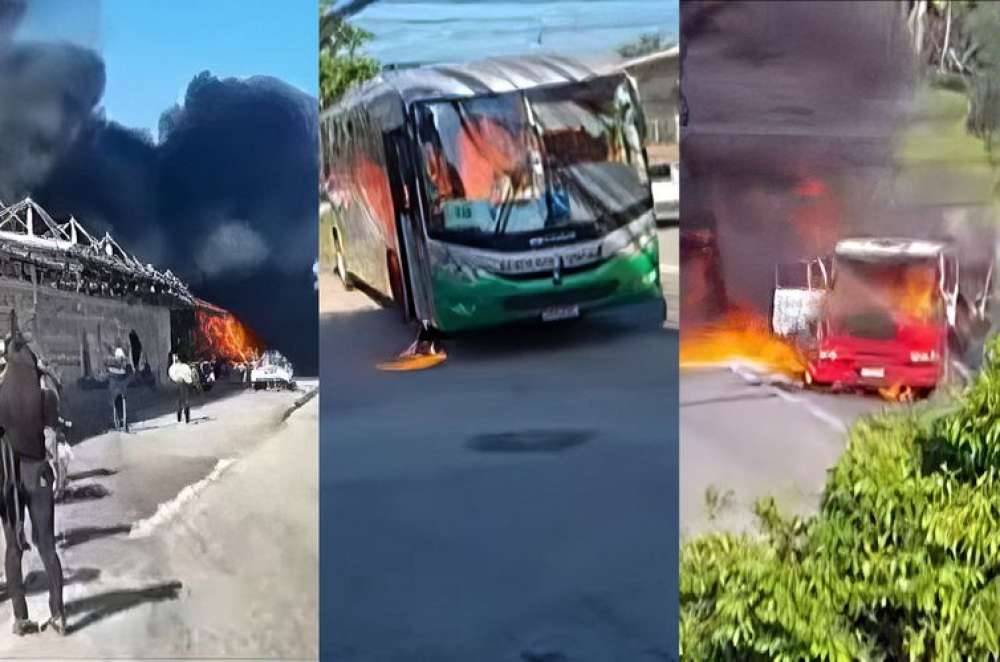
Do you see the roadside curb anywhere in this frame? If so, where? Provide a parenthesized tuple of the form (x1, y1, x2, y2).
(127, 387, 318, 540)
(280, 384, 319, 423)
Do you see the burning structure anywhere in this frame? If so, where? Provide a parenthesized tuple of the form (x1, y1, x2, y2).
(0, 197, 258, 390)
(679, 1, 997, 395)
(172, 299, 262, 364)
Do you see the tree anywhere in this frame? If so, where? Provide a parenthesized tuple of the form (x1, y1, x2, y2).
(319, 0, 380, 109)
(905, 2, 1000, 146)
(617, 32, 672, 59)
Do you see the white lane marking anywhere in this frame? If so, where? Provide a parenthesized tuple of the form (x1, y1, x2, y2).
(730, 365, 848, 434)
(769, 387, 849, 434)
(129, 458, 237, 538)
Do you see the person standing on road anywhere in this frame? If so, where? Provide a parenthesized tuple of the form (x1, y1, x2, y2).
(0, 310, 66, 636)
(106, 346, 132, 431)
(168, 354, 195, 424)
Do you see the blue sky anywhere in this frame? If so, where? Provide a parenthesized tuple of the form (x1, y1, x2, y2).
(19, 0, 317, 136)
(349, 0, 678, 66)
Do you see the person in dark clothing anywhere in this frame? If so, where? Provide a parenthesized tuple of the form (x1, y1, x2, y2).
(1, 452, 64, 635)
(177, 383, 190, 423)
(0, 311, 65, 636)
(106, 346, 132, 431)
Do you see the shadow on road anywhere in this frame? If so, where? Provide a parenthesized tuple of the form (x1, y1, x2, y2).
(680, 391, 779, 408)
(57, 484, 111, 505)
(57, 524, 132, 549)
(324, 299, 666, 368)
(64, 382, 245, 445)
(67, 468, 117, 482)
(0, 567, 101, 603)
(65, 580, 183, 635)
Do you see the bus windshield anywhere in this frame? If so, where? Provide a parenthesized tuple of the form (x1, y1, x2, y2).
(826, 257, 942, 339)
(415, 76, 650, 249)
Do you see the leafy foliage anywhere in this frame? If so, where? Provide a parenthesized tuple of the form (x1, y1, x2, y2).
(908, 1, 1000, 147)
(681, 334, 1000, 660)
(617, 32, 672, 59)
(319, 0, 380, 108)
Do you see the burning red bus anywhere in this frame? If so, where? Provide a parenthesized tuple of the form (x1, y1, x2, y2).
(771, 238, 958, 398)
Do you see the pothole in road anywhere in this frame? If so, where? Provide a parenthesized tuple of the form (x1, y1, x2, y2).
(466, 429, 595, 453)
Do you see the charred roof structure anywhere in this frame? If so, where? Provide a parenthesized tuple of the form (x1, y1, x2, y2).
(0, 197, 193, 306)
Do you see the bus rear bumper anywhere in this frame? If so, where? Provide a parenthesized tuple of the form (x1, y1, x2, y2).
(808, 359, 942, 390)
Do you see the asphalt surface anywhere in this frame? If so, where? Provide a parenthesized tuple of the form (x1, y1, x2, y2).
(679, 367, 887, 537)
(659, 225, 679, 330)
(0, 382, 318, 659)
(321, 264, 677, 660)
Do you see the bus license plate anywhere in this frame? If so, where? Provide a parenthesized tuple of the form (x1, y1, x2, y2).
(860, 367, 885, 379)
(542, 305, 580, 322)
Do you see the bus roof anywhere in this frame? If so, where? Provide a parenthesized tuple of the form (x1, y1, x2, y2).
(834, 237, 948, 260)
(323, 53, 624, 131)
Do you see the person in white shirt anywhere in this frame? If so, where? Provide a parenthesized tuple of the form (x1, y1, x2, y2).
(167, 354, 195, 424)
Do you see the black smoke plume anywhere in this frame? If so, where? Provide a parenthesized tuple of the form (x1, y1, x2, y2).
(680, 0, 916, 319)
(0, 8, 318, 373)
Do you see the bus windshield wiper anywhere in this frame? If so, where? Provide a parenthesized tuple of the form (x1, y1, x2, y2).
(493, 178, 518, 236)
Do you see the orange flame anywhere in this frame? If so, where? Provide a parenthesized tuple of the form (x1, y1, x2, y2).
(877, 383, 915, 402)
(891, 265, 937, 321)
(680, 307, 807, 379)
(830, 261, 939, 325)
(194, 308, 263, 363)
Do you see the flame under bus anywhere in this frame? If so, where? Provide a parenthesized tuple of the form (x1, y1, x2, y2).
(321, 55, 662, 332)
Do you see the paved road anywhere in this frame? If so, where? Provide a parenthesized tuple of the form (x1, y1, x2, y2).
(659, 225, 678, 329)
(321, 272, 677, 661)
(0, 383, 318, 659)
(679, 367, 887, 537)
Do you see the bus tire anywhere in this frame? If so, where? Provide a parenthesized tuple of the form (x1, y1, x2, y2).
(332, 227, 353, 290)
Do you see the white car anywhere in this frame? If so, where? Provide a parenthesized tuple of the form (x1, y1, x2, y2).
(650, 161, 679, 224)
(251, 350, 295, 390)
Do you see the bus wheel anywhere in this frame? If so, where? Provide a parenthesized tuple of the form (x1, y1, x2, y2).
(333, 228, 353, 290)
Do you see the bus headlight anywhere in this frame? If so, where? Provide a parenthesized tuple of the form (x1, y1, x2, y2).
(818, 349, 837, 360)
(910, 350, 938, 363)
(608, 232, 654, 257)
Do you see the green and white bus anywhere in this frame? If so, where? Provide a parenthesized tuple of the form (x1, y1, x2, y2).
(321, 54, 662, 332)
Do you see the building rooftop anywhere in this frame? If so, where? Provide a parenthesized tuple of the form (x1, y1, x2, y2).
(0, 197, 193, 305)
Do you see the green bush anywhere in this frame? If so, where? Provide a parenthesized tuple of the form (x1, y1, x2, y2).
(681, 335, 1000, 661)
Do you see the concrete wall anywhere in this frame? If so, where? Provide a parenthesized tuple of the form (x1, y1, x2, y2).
(0, 278, 172, 386)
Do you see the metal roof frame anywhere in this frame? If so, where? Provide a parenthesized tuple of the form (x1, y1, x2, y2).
(0, 197, 193, 303)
